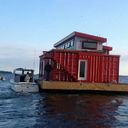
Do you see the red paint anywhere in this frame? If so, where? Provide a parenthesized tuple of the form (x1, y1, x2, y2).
(75, 32, 107, 43)
(103, 46, 112, 51)
(39, 49, 120, 83)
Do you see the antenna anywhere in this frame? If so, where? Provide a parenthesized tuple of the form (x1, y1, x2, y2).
(32, 49, 36, 70)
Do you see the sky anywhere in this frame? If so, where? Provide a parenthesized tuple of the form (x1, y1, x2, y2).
(0, 0, 128, 75)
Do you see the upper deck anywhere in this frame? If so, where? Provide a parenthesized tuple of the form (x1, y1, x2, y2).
(54, 31, 112, 54)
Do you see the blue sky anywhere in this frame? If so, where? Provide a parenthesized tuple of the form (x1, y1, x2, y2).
(0, 0, 128, 75)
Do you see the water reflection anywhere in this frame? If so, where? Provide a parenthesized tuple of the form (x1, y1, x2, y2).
(35, 93, 125, 128)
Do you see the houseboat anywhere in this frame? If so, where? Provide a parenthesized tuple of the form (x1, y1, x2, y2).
(38, 31, 128, 94)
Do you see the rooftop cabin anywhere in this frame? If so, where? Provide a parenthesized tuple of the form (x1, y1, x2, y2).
(54, 31, 112, 54)
(39, 32, 120, 83)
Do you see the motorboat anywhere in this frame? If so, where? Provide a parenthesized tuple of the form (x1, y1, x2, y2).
(10, 68, 39, 93)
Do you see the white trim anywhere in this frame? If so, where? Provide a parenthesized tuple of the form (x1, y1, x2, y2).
(78, 60, 87, 80)
(54, 32, 75, 47)
(42, 60, 45, 75)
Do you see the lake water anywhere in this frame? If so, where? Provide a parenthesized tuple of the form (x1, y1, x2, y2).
(0, 72, 128, 128)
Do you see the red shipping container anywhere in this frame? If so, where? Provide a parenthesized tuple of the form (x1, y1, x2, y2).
(39, 49, 119, 83)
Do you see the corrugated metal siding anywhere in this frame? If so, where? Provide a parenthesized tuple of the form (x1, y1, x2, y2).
(51, 51, 78, 82)
(40, 50, 119, 83)
(78, 52, 119, 83)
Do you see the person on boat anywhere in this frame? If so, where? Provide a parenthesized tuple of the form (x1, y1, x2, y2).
(44, 62, 52, 81)
(24, 72, 30, 82)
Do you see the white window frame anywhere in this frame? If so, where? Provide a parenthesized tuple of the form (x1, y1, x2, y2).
(78, 60, 87, 80)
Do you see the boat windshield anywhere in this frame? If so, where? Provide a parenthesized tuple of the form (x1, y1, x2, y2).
(15, 70, 22, 75)
(14, 68, 34, 82)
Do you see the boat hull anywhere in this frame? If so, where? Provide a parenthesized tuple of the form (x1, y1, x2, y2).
(11, 81, 39, 93)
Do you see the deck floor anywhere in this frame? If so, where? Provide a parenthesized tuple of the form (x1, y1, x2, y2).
(38, 81, 128, 94)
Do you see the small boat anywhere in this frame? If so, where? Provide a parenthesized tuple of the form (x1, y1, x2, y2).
(10, 68, 39, 93)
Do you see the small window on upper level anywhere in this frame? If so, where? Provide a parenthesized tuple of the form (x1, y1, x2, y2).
(70, 40, 74, 47)
(82, 41, 97, 49)
(62, 39, 74, 49)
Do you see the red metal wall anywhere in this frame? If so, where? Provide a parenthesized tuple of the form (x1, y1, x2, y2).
(40, 49, 120, 83)
(51, 50, 78, 82)
(79, 52, 119, 83)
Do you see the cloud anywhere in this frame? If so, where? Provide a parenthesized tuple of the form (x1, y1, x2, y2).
(120, 54, 128, 62)
(116, 52, 128, 75)
(0, 44, 40, 73)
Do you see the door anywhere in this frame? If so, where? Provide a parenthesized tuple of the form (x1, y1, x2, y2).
(78, 60, 87, 80)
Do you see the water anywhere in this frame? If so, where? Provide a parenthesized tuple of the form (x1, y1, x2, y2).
(0, 72, 128, 128)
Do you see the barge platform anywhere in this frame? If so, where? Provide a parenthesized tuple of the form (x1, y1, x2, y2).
(38, 80, 128, 94)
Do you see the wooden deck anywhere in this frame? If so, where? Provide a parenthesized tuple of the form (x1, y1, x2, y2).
(38, 80, 128, 94)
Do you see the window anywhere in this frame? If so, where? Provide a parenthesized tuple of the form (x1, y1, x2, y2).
(70, 40, 74, 47)
(82, 41, 97, 49)
(78, 60, 87, 80)
(80, 61, 85, 77)
(57, 39, 74, 49)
